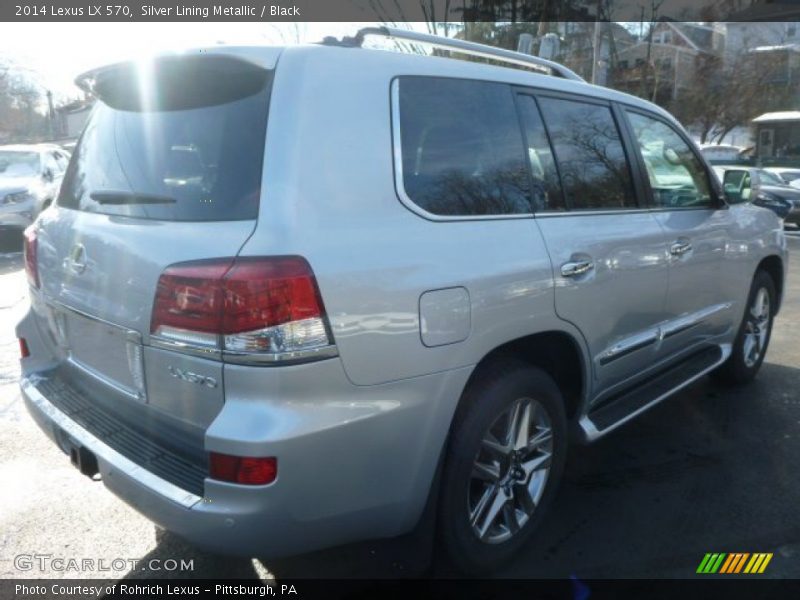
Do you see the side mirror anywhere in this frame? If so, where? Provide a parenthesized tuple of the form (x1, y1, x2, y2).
(723, 190, 742, 205)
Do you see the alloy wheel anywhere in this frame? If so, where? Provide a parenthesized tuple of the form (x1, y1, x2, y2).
(467, 397, 553, 544)
(743, 287, 770, 368)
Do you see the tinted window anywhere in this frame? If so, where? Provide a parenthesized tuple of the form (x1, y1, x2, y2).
(397, 77, 531, 216)
(627, 111, 712, 208)
(538, 97, 636, 210)
(516, 94, 564, 211)
(59, 57, 271, 221)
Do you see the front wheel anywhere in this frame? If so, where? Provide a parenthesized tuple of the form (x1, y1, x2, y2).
(438, 361, 567, 573)
(714, 270, 776, 385)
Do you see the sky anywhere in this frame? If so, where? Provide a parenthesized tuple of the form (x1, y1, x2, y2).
(0, 23, 374, 103)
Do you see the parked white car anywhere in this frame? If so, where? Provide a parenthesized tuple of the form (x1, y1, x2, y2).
(0, 144, 70, 233)
(699, 144, 745, 162)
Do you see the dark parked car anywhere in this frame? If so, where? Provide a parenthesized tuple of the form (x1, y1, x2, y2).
(714, 165, 800, 225)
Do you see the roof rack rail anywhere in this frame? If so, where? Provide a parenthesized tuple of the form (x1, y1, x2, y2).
(348, 26, 585, 82)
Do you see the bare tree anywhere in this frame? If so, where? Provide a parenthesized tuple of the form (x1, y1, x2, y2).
(265, 23, 309, 45)
(670, 28, 794, 144)
(0, 63, 48, 143)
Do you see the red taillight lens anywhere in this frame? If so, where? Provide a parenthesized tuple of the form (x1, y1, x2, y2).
(222, 258, 324, 334)
(150, 256, 332, 356)
(23, 227, 39, 289)
(151, 260, 232, 335)
(19, 338, 30, 358)
(209, 453, 277, 485)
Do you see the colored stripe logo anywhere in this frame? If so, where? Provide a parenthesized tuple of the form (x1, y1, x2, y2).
(697, 552, 773, 574)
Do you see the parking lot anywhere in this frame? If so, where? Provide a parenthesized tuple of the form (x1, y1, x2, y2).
(1, 229, 799, 580)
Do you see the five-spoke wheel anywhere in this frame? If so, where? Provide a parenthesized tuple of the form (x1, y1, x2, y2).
(468, 397, 553, 544)
(438, 361, 566, 573)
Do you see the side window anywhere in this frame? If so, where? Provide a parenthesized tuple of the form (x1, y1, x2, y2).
(626, 111, 713, 208)
(396, 77, 531, 217)
(516, 94, 565, 211)
(537, 96, 637, 210)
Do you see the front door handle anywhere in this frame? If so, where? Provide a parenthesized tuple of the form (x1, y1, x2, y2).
(669, 240, 693, 256)
(561, 260, 594, 278)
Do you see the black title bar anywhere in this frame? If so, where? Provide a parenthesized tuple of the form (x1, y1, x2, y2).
(2, 0, 800, 22)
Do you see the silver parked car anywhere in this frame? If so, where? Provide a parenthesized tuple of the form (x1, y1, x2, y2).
(0, 144, 69, 234)
(16, 29, 788, 572)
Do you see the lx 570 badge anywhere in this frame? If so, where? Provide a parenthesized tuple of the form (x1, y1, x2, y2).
(167, 366, 217, 389)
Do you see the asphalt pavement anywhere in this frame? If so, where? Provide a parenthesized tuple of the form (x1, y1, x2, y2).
(1, 228, 799, 580)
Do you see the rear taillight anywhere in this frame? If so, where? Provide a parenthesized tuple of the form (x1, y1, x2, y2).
(23, 227, 39, 289)
(19, 338, 30, 358)
(150, 256, 335, 362)
(209, 452, 277, 485)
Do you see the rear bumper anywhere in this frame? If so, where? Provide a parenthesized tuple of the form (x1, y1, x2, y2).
(18, 305, 471, 558)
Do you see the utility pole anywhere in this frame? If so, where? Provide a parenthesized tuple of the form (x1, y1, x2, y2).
(592, 22, 601, 84)
(591, 0, 604, 84)
(46, 90, 55, 140)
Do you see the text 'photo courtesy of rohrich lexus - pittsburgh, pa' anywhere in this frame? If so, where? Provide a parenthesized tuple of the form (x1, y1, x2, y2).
(15, 27, 788, 574)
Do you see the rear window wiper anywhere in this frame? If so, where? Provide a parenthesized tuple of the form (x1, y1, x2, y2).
(91, 191, 177, 205)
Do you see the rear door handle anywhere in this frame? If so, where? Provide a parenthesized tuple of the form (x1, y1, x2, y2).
(669, 240, 693, 256)
(561, 260, 594, 278)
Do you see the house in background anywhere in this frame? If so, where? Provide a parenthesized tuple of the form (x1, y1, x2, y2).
(610, 21, 718, 105)
(753, 111, 800, 162)
(550, 21, 638, 84)
(54, 97, 93, 141)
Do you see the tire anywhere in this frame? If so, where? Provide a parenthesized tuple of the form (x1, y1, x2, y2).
(438, 360, 567, 574)
(713, 270, 776, 386)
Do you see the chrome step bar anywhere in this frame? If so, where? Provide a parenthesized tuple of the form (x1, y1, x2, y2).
(578, 344, 731, 442)
(351, 26, 585, 82)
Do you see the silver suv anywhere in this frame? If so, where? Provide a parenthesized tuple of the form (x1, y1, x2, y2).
(16, 29, 788, 572)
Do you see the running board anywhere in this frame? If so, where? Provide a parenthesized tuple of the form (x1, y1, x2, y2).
(578, 345, 730, 442)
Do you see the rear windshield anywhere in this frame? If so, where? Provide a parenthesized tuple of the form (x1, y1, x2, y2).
(59, 55, 271, 221)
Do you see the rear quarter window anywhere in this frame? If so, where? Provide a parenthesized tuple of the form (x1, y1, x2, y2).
(58, 56, 271, 222)
(395, 77, 531, 217)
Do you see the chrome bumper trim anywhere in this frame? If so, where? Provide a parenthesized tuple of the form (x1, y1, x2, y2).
(21, 377, 203, 509)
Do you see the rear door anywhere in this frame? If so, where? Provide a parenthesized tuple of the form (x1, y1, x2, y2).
(515, 91, 671, 398)
(33, 53, 273, 428)
(621, 108, 735, 357)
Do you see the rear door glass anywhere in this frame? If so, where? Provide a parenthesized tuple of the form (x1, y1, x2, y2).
(58, 56, 271, 221)
(537, 96, 637, 210)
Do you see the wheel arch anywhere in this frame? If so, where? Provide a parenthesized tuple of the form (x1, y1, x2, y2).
(455, 329, 589, 426)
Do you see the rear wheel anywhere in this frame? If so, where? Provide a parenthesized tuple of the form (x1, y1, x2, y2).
(714, 270, 776, 385)
(438, 361, 567, 573)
